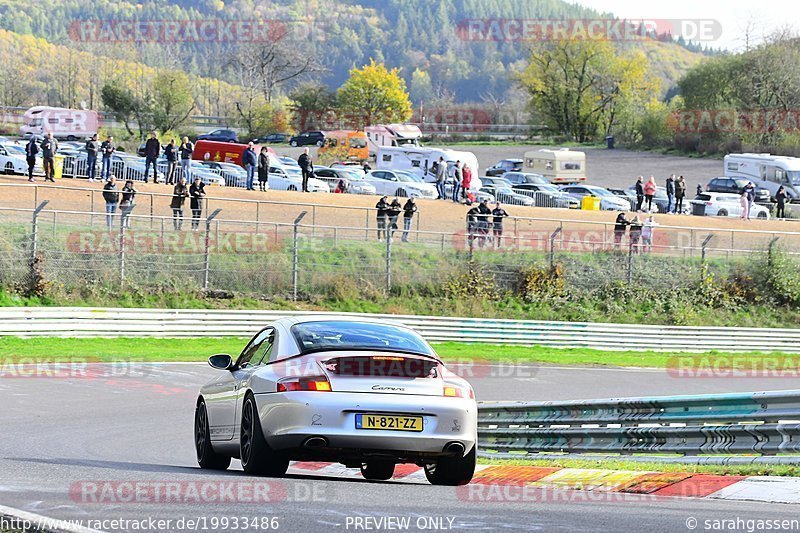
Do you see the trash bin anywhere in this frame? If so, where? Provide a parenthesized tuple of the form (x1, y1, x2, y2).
(581, 195, 601, 210)
(53, 154, 64, 179)
(605, 135, 615, 149)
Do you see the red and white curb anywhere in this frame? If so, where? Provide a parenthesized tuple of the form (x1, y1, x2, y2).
(289, 462, 800, 504)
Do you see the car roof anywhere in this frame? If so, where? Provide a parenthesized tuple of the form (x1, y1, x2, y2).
(274, 315, 411, 329)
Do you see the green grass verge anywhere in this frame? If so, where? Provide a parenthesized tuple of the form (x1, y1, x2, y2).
(0, 337, 796, 368)
(478, 456, 800, 477)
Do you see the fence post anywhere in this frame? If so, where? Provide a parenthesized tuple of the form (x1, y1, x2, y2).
(119, 221, 126, 287)
(550, 227, 562, 269)
(701, 234, 715, 264)
(627, 238, 634, 284)
(365, 210, 369, 241)
(292, 211, 307, 301)
(30, 201, 49, 270)
(90, 190, 95, 227)
(203, 209, 222, 290)
(149, 194, 154, 229)
(385, 226, 392, 293)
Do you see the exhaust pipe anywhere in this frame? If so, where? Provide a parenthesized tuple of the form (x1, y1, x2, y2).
(444, 442, 465, 455)
(303, 436, 328, 449)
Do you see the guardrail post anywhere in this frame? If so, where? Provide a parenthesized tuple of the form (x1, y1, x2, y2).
(701, 234, 715, 264)
(549, 227, 562, 269)
(203, 209, 222, 290)
(30, 201, 49, 271)
(292, 211, 307, 301)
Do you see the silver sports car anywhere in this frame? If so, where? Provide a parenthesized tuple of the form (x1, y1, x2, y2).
(195, 316, 477, 485)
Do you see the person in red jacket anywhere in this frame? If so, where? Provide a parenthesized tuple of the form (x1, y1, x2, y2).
(643, 176, 657, 212)
(461, 163, 472, 203)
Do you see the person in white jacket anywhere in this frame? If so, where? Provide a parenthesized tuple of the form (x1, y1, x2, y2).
(642, 215, 658, 253)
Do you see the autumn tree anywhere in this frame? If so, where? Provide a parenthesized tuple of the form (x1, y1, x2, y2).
(288, 83, 338, 131)
(151, 71, 196, 133)
(337, 60, 412, 128)
(101, 83, 139, 136)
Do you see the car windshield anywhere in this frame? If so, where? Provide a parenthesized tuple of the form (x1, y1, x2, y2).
(396, 171, 423, 182)
(291, 321, 435, 356)
(588, 188, 613, 197)
(341, 170, 365, 181)
(538, 184, 559, 192)
(524, 174, 547, 184)
(495, 187, 514, 194)
(786, 171, 800, 185)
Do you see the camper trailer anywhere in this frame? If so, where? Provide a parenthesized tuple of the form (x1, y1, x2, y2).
(20, 106, 99, 140)
(723, 153, 800, 202)
(375, 146, 482, 192)
(365, 124, 422, 157)
(523, 148, 587, 184)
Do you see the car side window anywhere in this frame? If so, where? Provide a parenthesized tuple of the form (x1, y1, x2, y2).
(237, 328, 273, 369)
(253, 330, 276, 366)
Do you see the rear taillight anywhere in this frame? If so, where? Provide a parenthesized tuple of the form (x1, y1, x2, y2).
(443, 383, 474, 399)
(277, 376, 332, 392)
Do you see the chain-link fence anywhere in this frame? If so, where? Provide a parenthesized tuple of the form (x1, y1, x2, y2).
(1, 204, 798, 302)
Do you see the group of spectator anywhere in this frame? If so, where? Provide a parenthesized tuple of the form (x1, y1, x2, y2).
(375, 196, 417, 242)
(634, 174, 688, 214)
(24, 133, 58, 183)
(467, 199, 509, 248)
(614, 212, 657, 253)
(143, 131, 195, 184)
(433, 157, 473, 203)
(101, 176, 138, 229)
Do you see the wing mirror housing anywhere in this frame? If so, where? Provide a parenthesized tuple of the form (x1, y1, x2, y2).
(208, 354, 234, 371)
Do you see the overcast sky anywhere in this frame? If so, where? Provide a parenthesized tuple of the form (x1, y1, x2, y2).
(573, 0, 797, 50)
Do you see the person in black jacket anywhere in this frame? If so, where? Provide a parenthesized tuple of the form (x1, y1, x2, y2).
(243, 142, 257, 190)
(375, 196, 389, 241)
(100, 136, 115, 181)
(144, 131, 161, 183)
(258, 147, 270, 191)
(401, 198, 417, 242)
(164, 139, 178, 185)
(119, 179, 137, 228)
(170, 177, 189, 230)
(179, 137, 193, 180)
(613, 212, 629, 248)
(298, 148, 313, 192)
(665, 174, 675, 214)
(476, 199, 492, 247)
(674, 176, 686, 213)
(634, 176, 644, 211)
(85, 134, 99, 182)
(102, 176, 119, 228)
(491, 202, 509, 248)
(387, 198, 402, 241)
(776, 186, 788, 219)
(189, 176, 206, 231)
(25, 136, 39, 182)
(466, 205, 480, 247)
(40, 133, 58, 182)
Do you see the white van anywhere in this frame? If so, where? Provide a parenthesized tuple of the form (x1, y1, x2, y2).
(20, 106, 99, 140)
(723, 153, 800, 201)
(375, 146, 482, 192)
(365, 124, 422, 158)
(523, 148, 587, 184)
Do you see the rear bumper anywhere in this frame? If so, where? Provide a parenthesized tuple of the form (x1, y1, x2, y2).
(254, 391, 477, 457)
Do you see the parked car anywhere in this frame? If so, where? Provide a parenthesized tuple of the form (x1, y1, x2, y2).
(279, 156, 301, 169)
(501, 171, 548, 186)
(289, 131, 325, 147)
(200, 160, 249, 188)
(485, 158, 523, 177)
(480, 176, 514, 189)
(196, 129, 239, 143)
(706, 177, 772, 205)
(690, 192, 770, 219)
(156, 158, 224, 186)
(0, 145, 29, 175)
(514, 183, 580, 208)
(313, 166, 377, 195)
(252, 133, 290, 144)
(479, 185, 535, 206)
(364, 170, 438, 198)
(560, 185, 631, 211)
(268, 165, 328, 192)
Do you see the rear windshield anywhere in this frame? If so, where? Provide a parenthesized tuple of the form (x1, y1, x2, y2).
(291, 321, 435, 356)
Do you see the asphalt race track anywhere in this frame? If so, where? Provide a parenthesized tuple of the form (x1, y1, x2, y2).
(2, 363, 799, 532)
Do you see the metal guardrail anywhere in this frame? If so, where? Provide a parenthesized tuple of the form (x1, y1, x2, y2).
(477, 390, 800, 461)
(1, 308, 800, 353)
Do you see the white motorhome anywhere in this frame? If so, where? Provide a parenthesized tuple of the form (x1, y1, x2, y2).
(20, 106, 99, 140)
(375, 146, 482, 192)
(523, 148, 587, 184)
(365, 124, 422, 157)
(723, 153, 800, 201)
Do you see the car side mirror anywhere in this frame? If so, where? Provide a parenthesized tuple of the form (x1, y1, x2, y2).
(208, 354, 234, 371)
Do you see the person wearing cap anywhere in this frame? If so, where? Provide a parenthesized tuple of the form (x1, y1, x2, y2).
(491, 202, 509, 247)
(189, 176, 206, 231)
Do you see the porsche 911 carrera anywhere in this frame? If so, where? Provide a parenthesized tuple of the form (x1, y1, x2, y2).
(194, 317, 477, 485)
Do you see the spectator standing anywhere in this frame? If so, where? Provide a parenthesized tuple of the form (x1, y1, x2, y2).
(243, 142, 257, 191)
(466, 204, 480, 247)
(100, 136, 115, 181)
(696, 183, 703, 196)
(491, 202, 509, 247)
(634, 176, 644, 211)
(387, 198, 402, 241)
(362, 161, 371, 173)
(674, 176, 686, 213)
(375, 196, 389, 241)
(258, 147, 270, 191)
(435, 157, 446, 199)
(665, 174, 675, 213)
(25, 136, 39, 182)
(613, 212, 629, 248)
(85, 134, 99, 182)
(642, 215, 657, 253)
(179, 137, 193, 180)
(744, 182, 756, 218)
(629, 215, 643, 254)
(144, 131, 161, 183)
(644, 176, 657, 212)
(102, 176, 119, 228)
(776, 186, 788, 219)
(452, 160, 463, 203)
(476, 199, 492, 247)
(119, 179, 137, 228)
(401, 197, 417, 242)
(40, 132, 58, 182)
(170, 177, 189, 230)
(189, 176, 206, 231)
(461, 163, 473, 204)
(298, 148, 313, 193)
(164, 139, 178, 185)
(740, 191, 750, 221)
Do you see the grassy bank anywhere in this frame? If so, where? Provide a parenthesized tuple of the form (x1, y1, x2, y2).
(0, 337, 796, 368)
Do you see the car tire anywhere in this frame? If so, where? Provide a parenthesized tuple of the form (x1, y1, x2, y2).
(395, 188, 407, 197)
(316, 140, 324, 147)
(240, 393, 289, 477)
(4, 162, 13, 175)
(288, 185, 297, 191)
(757, 211, 768, 219)
(195, 400, 231, 471)
(360, 461, 395, 481)
(290, 141, 298, 147)
(424, 445, 476, 486)
(717, 209, 728, 217)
